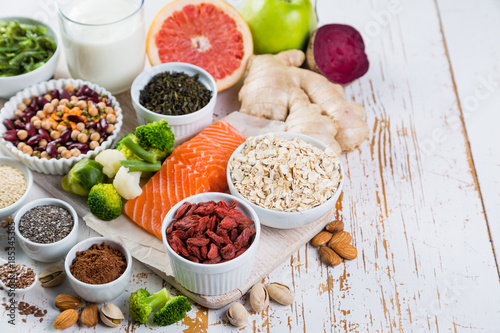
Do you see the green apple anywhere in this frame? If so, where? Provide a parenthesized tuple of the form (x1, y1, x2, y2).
(241, 0, 317, 54)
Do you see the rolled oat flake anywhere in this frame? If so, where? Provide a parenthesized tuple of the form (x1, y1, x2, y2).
(19, 205, 73, 244)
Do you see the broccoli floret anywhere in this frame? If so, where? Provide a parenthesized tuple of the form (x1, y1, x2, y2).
(135, 120, 175, 152)
(129, 288, 191, 325)
(87, 183, 123, 221)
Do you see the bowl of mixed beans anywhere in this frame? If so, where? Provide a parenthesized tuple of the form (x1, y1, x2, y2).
(0, 79, 122, 175)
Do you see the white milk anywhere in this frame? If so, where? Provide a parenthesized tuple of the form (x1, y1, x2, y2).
(59, 0, 145, 94)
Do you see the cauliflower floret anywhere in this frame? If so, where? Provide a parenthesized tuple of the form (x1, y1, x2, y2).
(113, 166, 142, 200)
(95, 149, 126, 178)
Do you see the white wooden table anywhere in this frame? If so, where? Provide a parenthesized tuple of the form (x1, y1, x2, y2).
(1, 0, 500, 331)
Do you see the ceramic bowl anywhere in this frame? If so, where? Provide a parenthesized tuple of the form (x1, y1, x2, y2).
(0, 17, 61, 99)
(0, 156, 33, 219)
(0, 78, 123, 175)
(162, 192, 260, 295)
(14, 198, 79, 262)
(227, 132, 345, 229)
(64, 237, 132, 303)
(0, 258, 38, 294)
(131, 62, 217, 144)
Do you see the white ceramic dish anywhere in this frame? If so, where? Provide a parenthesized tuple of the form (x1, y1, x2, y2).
(14, 198, 79, 263)
(64, 237, 132, 303)
(130, 62, 217, 144)
(0, 17, 61, 99)
(0, 258, 38, 294)
(0, 156, 33, 219)
(227, 132, 345, 229)
(0, 78, 123, 175)
(162, 192, 260, 296)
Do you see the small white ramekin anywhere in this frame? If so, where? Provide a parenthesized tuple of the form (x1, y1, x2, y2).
(0, 78, 123, 175)
(162, 192, 260, 296)
(0, 156, 33, 219)
(64, 237, 132, 303)
(14, 198, 79, 262)
(130, 62, 217, 144)
(227, 132, 345, 229)
(0, 17, 61, 99)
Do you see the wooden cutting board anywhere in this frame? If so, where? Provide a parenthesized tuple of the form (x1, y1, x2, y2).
(29, 91, 340, 309)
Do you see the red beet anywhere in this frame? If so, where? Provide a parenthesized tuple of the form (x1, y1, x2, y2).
(306, 24, 369, 84)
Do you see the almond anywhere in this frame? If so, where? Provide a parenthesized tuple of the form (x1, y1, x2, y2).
(325, 220, 344, 233)
(319, 246, 341, 266)
(328, 231, 352, 247)
(311, 231, 333, 247)
(55, 294, 82, 311)
(330, 243, 357, 260)
(81, 304, 99, 327)
(53, 309, 79, 330)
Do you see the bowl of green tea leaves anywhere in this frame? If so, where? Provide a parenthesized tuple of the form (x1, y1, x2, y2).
(0, 17, 60, 98)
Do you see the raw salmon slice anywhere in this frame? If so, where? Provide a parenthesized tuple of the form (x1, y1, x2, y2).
(123, 120, 246, 239)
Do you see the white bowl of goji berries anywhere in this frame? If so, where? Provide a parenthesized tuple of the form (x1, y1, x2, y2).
(161, 192, 260, 296)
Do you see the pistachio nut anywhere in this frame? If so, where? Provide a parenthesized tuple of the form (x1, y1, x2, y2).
(266, 282, 294, 306)
(226, 302, 248, 327)
(249, 283, 269, 312)
(39, 265, 66, 288)
(100, 303, 124, 328)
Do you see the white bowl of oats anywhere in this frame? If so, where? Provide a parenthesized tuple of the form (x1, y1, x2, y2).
(0, 156, 33, 218)
(227, 132, 344, 229)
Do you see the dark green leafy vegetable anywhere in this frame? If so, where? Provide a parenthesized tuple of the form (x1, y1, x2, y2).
(139, 72, 212, 115)
(0, 20, 56, 77)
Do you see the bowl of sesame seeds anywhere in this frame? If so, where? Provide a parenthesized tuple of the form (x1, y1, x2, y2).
(0, 156, 33, 218)
(14, 198, 79, 262)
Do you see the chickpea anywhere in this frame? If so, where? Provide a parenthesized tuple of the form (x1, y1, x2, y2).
(17, 103, 27, 111)
(56, 105, 66, 113)
(17, 142, 26, 151)
(106, 113, 116, 124)
(75, 100, 87, 109)
(22, 145, 33, 156)
(14, 109, 24, 118)
(71, 130, 80, 141)
(36, 110, 46, 119)
(97, 102, 106, 109)
(43, 103, 54, 113)
(51, 98, 59, 107)
(56, 124, 67, 132)
(88, 128, 96, 135)
(33, 120, 42, 129)
(62, 150, 72, 159)
(43, 94, 52, 102)
(90, 132, 100, 141)
(30, 116, 40, 123)
(38, 139, 48, 147)
(32, 151, 41, 158)
(23, 98, 31, 106)
(17, 130, 28, 141)
(59, 98, 69, 106)
(40, 151, 50, 159)
(89, 141, 99, 150)
(76, 122, 85, 131)
(104, 107, 114, 114)
(64, 83, 75, 93)
(88, 107, 98, 117)
(70, 148, 81, 157)
(77, 133, 88, 143)
(70, 96, 79, 103)
(57, 146, 67, 153)
(106, 124, 115, 134)
(41, 120, 51, 130)
(50, 131, 61, 140)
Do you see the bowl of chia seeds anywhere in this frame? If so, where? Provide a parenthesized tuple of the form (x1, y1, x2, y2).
(14, 198, 79, 262)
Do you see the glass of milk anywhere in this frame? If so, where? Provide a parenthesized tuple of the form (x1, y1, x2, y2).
(57, 0, 145, 94)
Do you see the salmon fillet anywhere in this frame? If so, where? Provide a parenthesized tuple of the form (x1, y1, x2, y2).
(123, 120, 246, 239)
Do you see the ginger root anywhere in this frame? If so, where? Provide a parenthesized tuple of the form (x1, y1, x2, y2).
(238, 49, 369, 155)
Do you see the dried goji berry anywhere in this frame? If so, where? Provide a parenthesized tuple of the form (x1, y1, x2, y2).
(221, 244, 236, 260)
(186, 237, 210, 247)
(229, 200, 238, 209)
(167, 237, 179, 254)
(218, 200, 230, 210)
(186, 255, 199, 263)
(184, 203, 198, 216)
(228, 208, 242, 216)
(220, 216, 238, 229)
(175, 215, 200, 230)
(206, 230, 224, 247)
(207, 215, 216, 232)
(194, 216, 209, 233)
(166, 220, 176, 235)
(170, 230, 187, 240)
(234, 227, 256, 250)
(234, 246, 248, 258)
(188, 245, 202, 260)
(216, 226, 229, 238)
(204, 254, 221, 264)
(215, 207, 230, 219)
(194, 203, 215, 216)
(175, 201, 191, 219)
(172, 235, 190, 257)
(201, 245, 208, 259)
(230, 229, 239, 243)
(207, 243, 219, 260)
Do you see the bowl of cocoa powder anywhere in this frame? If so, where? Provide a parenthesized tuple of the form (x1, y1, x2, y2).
(64, 237, 132, 303)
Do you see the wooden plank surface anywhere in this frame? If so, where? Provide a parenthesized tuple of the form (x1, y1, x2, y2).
(0, 0, 499, 332)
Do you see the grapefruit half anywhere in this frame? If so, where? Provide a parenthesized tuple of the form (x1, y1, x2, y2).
(147, 0, 253, 92)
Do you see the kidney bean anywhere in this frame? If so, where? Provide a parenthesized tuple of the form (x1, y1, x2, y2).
(59, 89, 70, 100)
(68, 142, 89, 153)
(86, 121, 96, 129)
(37, 145, 46, 151)
(99, 118, 108, 132)
(105, 98, 112, 107)
(3, 130, 18, 141)
(24, 110, 35, 123)
(3, 119, 14, 130)
(50, 138, 62, 146)
(84, 86, 99, 98)
(29, 98, 38, 109)
(25, 122, 36, 137)
(60, 129, 71, 143)
(37, 96, 49, 108)
(27, 134, 43, 145)
(50, 89, 59, 100)
(76, 85, 86, 96)
(12, 116, 20, 122)
(38, 128, 51, 141)
(67, 114, 84, 123)
(89, 97, 101, 104)
(46, 143, 58, 158)
(14, 121, 25, 129)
